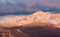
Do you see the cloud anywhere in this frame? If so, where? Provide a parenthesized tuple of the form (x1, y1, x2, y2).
(0, 0, 60, 8)
(8, 0, 17, 4)
(21, 0, 60, 8)
(0, 0, 60, 13)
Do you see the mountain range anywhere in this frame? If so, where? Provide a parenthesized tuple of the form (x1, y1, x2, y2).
(0, 11, 60, 28)
(0, 11, 60, 37)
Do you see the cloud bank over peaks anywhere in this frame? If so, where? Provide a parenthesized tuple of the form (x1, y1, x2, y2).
(0, 0, 60, 13)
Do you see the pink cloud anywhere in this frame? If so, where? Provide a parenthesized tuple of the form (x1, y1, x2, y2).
(0, 0, 60, 13)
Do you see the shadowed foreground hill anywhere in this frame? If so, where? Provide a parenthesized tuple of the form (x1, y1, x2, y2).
(0, 11, 60, 37)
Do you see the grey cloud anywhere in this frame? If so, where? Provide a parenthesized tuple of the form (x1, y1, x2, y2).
(20, 0, 60, 9)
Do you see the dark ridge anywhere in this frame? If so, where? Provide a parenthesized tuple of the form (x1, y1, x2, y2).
(0, 25, 60, 37)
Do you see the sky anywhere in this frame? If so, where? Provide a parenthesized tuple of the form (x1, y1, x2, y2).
(0, 0, 60, 13)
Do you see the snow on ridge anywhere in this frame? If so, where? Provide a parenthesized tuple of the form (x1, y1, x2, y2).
(0, 11, 60, 28)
